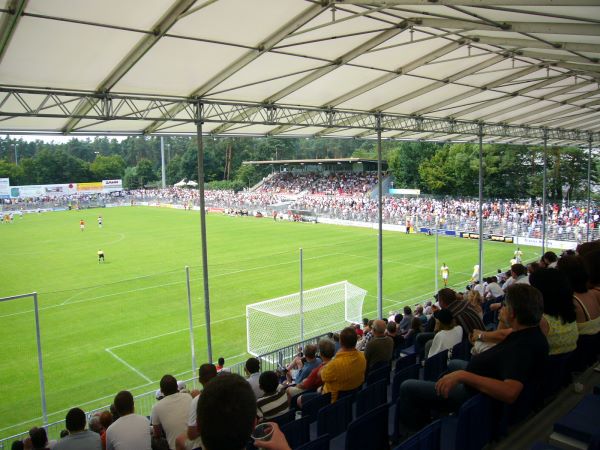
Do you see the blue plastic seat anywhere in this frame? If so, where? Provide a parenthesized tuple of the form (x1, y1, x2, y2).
(423, 349, 448, 382)
(450, 339, 470, 361)
(554, 394, 600, 445)
(296, 434, 331, 450)
(392, 419, 442, 450)
(344, 403, 389, 450)
(281, 416, 310, 449)
(395, 352, 417, 374)
(441, 394, 492, 450)
(366, 364, 391, 386)
(270, 409, 296, 428)
(356, 379, 388, 418)
(316, 394, 354, 439)
(302, 392, 332, 422)
(391, 363, 420, 403)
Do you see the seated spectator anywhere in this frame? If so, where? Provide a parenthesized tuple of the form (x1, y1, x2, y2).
(245, 357, 263, 398)
(55, 407, 102, 450)
(151, 375, 192, 450)
(99, 411, 112, 450)
(257, 371, 289, 420)
(438, 288, 485, 339)
(365, 319, 394, 370)
(288, 338, 335, 407)
(398, 307, 414, 333)
(540, 251, 558, 268)
(11, 441, 24, 450)
(386, 321, 403, 355)
(106, 391, 151, 450)
(397, 284, 548, 432)
(321, 327, 366, 402)
(28, 427, 51, 450)
(529, 268, 578, 356)
(197, 373, 292, 450)
(216, 357, 225, 373)
(175, 363, 218, 450)
(292, 344, 321, 385)
(402, 317, 422, 343)
(354, 323, 363, 337)
(466, 290, 483, 319)
(427, 309, 463, 359)
(485, 276, 504, 300)
(414, 305, 428, 325)
(356, 319, 374, 351)
(558, 254, 600, 336)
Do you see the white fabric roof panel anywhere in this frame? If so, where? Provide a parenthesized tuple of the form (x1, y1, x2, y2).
(0, 0, 598, 144)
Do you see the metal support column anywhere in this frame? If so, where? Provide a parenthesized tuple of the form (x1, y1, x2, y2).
(587, 134, 592, 242)
(300, 248, 304, 342)
(160, 136, 166, 188)
(185, 266, 197, 381)
(478, 125, 484, 284)
(33, 292, 48, 426)
(195, 104, 213, 364)
(542, 130, 548, 256)
(376, 116, 383, 320)
(435, 215, 439, 293)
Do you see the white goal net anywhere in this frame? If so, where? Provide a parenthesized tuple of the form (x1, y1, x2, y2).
(246, 281, 367, 356)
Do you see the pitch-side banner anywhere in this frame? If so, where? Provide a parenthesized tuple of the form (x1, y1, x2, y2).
(77, 182, 103, 192)
(11, 183, 77, 198)
(0, 178, 9, 198)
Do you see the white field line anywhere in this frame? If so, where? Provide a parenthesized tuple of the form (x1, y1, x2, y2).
(104, 348, 153, 383)
(2, 253, 338, 317)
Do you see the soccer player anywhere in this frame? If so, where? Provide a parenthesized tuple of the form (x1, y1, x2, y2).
(440, 263, 449, 287)
(98, 250, 105, 263)
(80, 219, 85, 231)
(514, 247, 523, 264)
(98, 215, 103, 228)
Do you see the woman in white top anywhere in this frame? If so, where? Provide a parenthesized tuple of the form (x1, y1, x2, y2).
(427, 309, 463, 359)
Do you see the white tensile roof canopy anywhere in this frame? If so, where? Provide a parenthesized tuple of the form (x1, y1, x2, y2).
(0, 0, 599, 146)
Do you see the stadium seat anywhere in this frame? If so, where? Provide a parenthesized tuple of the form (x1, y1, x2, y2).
(391, 364, 420, 403)
(296, 434, 331, 450)
(450, 339, 471, 361)
(392, 419, 442, 450)
(528, 443, 562, 450)
(270, 409, 296, 428)
(370, 360, 391, 372)
(441, 394, 492, 450)
(553, 394, 600, 445)
(281, 416, 310, 449)
(330, 403, 389, 450)
(302, 393, 332, 423)
(316, 394, 354, 439)
(394, 353, 418, 374)
(356, 379, 388, 418)
(423, 350, 448, 382)
(569, 333, 600, 373)
(366, 364, 391, 386)
(537, 352, 573, 407)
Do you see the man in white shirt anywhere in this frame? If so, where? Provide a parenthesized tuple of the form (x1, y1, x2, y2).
(244, 357, 263, 398)
(151, 375, 192, 450)
(427, 309, 463, 359)
(485, 277, 504, 300)
(106, 391, 151, 450)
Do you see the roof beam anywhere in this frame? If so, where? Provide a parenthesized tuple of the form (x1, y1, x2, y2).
(63, 0, 197, 133)
(288, 39, 465, 137)
(0, 0, 28, 65)
(144, 2, 329, 134)
(449, 71, 571, 118)
(413, 18, 600, 36)
(213, 22, 409, 135)
(466, 35, 600, 55)
(336, 1, 600, 5)
(518, 94, 600, 125)
(374, 53, 506, 112)
(414, 64, 550, 116)
(475, 80, 592, 121)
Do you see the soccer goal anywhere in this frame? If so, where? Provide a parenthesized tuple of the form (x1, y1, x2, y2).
(246, 281, 367, 356)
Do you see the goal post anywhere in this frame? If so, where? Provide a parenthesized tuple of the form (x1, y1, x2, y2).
(246, 281, 367, 356)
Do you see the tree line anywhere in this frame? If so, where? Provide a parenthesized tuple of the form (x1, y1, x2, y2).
(0, 136, 597, 201)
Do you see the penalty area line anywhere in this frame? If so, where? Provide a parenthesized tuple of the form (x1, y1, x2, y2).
(104, 348, 152, 383)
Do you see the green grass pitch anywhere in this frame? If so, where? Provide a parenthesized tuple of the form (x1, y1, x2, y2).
(0, 206, 544, 437)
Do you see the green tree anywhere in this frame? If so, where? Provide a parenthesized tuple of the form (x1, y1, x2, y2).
(235, 163, 258, 188)
(123, 166, 140, 189)
(135, 159, 157, 187)
(388, 142, 438, 190)
(90, 155, 126, 180)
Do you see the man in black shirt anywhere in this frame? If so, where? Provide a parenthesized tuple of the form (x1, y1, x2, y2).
(397, 284, 548, 431)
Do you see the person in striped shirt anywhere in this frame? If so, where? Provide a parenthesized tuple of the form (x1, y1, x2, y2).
(257, 372, 289, 421)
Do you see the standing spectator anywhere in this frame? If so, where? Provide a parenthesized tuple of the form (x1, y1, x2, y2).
(245, 357, 263, 398)
(106, 391, 151, 450)
(365, 319, 394, 370)
(151, 375, 192, 450)
(321, 327, 366, 402)
(55, 408, 102, 450)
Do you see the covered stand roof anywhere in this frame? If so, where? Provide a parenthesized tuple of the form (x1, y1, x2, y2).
(0, 0, 599, 146)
